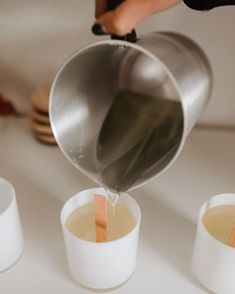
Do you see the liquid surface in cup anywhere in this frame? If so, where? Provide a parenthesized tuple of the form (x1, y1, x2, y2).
(66, 201, 136, 242)
(202, 205, 235, 245)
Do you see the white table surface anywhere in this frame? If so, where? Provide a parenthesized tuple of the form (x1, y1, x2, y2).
(1, 117, 235, 294)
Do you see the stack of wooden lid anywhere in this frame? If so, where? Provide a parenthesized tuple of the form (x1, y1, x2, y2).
(30, 85, 57, 145)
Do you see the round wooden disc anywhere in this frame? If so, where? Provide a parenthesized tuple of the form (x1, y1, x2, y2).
(31, 108, 50, 124)
(31, 120, 53, 135)
(35, 134, 57, 145)
(31, 85, 50, 113)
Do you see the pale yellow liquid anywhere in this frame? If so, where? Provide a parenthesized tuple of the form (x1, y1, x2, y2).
(66, 202, 136, 242)
(202, 205, 235, 245)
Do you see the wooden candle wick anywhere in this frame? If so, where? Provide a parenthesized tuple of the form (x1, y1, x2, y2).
(94, 194, 108, 242)
(228, 224, 235, 247)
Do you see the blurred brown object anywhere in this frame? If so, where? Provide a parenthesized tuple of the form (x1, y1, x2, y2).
(31, 108, 50, 124)
(30, 85, 57, 146)
(0, 93, 18, 116)
(36, 134, 57, 145)
(31, 85, 50, 114)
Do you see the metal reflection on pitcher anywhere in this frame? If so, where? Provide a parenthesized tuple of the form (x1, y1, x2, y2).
(49, 32, 212, 193)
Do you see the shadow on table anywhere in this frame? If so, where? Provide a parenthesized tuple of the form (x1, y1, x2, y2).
(133, 189, 212, 293)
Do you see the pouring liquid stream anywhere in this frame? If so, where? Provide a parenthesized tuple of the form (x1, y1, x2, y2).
(105, 189, 121, 217)
(96, 90, 183, 218)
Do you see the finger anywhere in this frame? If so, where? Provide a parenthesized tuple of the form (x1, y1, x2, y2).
(97, 0, 181, 35)
(95, 0, 108, 18)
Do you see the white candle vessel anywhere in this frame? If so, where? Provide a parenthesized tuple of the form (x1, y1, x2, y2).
(0, 178, 24, 272)
(192, 193, 235, 294)
(60, 187, 141, 290)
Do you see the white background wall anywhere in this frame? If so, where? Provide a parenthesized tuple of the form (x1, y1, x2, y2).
(0, 0, 234, 126)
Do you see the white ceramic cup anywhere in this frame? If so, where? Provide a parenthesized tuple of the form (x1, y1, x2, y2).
(192, 193, 235, 294)
(0, 178, 24, 272)
(60, 187, 141, 290)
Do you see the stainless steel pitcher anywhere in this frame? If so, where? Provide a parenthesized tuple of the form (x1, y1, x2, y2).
(49, 31, 212, 193)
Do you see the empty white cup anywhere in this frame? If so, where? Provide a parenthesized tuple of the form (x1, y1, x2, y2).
(192, 193, 235, 294)
(0, 178, 24, 272)
(60, 187, 141, 290)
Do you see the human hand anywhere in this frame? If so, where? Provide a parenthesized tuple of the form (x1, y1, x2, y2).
(93, 0, 182, 36)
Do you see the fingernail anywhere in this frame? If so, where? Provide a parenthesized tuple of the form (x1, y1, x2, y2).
(91, 23, 107, 35)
